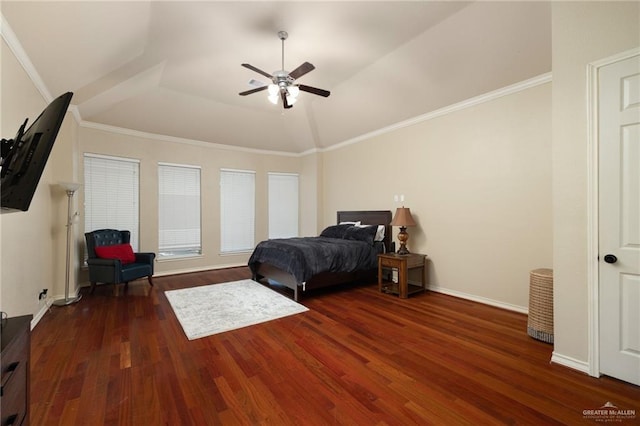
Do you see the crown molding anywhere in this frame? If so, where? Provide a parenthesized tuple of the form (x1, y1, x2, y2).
(322, 72, 552, 153)
(74, 72, 552, 158)
(1, 13, 52, 103)
(79, 121, 301, 157)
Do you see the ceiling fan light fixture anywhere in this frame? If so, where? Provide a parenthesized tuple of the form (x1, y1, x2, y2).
(287, 86, 299, 98)
(268, 94, 279, 105)
(267, 84, 279, 95)
(286, 94, 297, 105)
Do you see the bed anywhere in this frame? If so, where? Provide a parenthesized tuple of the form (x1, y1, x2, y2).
(249, 210, 393, 301)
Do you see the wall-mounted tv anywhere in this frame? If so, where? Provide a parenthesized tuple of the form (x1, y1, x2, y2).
(1, 92, 73, 213)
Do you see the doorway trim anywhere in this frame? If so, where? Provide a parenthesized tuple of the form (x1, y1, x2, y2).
(586, 47, 640, 378)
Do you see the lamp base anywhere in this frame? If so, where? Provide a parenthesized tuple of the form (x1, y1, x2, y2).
(396, 246, 411, 255)
(396, 226, 411, 255)
(52, 294, 82, 306)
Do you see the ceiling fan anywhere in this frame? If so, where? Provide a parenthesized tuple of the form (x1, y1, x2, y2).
(239, 31, 330, 109)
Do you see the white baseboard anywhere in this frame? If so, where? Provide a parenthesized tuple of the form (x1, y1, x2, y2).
(423, 283, 595, 377)
(31, 297, 53, 330)
(550, 352, 591, 375)
(31, 285, 92, 328)
(422, 282, 528, 314)
(153, 262, 246, 278)
(78, 262, 248, 287)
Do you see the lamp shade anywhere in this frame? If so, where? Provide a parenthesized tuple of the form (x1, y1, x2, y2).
(287, 86, 299, 98)
(390, 207, 416, 227)
(58, 182, 81, 192)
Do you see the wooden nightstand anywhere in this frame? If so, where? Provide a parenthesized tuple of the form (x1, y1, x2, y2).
(378, 253, 427, 298)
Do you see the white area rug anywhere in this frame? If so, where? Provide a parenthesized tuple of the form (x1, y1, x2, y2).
(165, 279, 308, 340)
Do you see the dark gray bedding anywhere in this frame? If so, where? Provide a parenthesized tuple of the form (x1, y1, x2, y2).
(248, 236, 384, 284)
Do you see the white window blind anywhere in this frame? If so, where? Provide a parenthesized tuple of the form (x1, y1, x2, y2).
(158, 163, 201, 258)
(220, 169, 255, 253)
(84, 154, 140, 251)
(268, 172, 299, 239)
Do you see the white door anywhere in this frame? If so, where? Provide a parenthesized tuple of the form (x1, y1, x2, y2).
(599, 53, 640, 386)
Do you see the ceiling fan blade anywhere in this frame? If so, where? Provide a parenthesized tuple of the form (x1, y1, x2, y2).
(239, 86, 268, 96)
(241, 63, 273, 79)
(298, 84, 330, 98)
(289, 62, 315, 80)
(281, 90, 292, 109)
(248, 79, 266, 88)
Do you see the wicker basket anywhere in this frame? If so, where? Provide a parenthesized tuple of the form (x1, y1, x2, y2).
(527, 268, 554, 343)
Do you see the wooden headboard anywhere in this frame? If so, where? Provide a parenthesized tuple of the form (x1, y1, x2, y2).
(336, 210, 393, 253)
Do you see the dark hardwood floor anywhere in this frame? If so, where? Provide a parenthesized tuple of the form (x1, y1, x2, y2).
(30, 267, 639, 425)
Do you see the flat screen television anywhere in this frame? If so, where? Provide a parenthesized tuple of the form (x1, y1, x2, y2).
(1, 92, 73, 213)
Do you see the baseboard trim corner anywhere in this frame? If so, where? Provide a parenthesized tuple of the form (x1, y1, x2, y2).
(550, 352, 591, 375)
(31, 298, 53, 330)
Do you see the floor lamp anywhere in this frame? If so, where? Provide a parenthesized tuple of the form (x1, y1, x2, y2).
(53, 182, 82, 306)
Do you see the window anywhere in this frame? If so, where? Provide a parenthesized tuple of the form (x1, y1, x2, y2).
(158, 163, 201, 258)
(268, 172, 299, 239)
(220, 169, 255, 253)
(84, 154, 140, 251)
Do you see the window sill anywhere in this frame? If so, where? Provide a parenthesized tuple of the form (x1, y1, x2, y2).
(157, 254, 204, 262)
(219, 250, 253, 256)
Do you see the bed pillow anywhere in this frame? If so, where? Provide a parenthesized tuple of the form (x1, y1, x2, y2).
(357, 224, 385, 241)
(94, 243, 136, 264)
(320, 224, 352, 239)
(343, 225, 377, 245)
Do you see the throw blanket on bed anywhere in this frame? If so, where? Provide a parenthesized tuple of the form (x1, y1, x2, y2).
(248, 237, 382, 284)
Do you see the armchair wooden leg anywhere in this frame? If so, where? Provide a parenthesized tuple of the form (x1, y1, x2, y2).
(90, 282, 97, 294)
(147, 276, 154, 287)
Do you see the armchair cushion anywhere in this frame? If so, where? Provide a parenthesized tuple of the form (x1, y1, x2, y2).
(95, 243, 136, 264)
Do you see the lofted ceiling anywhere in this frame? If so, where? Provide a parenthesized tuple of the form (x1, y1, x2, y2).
(1, 1, 551, 154)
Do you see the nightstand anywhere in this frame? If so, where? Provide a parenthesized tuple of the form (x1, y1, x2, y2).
(378, 253, 427, 298)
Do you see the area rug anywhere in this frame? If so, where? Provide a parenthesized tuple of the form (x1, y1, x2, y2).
(165, 279, 308, 340)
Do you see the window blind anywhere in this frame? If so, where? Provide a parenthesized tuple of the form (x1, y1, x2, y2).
(268, 172, 299, 239)
(158, 163, 201, 258)
(220, 169, 255, 253)
(84, 154, 140, 251)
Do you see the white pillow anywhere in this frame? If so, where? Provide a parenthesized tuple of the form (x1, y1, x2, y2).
(339, 221, 361, 225)
(356, 224, 385, 241)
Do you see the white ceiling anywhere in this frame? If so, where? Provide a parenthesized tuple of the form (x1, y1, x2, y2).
(2, 1, 551, 154)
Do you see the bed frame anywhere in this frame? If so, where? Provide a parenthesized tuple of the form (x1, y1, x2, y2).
(252, 210, 393, 301)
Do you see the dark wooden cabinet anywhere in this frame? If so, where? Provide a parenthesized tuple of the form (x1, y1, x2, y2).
(1, 315, 31, 426)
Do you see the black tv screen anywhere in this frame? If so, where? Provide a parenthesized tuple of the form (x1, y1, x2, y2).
(1, 92, 73, 213)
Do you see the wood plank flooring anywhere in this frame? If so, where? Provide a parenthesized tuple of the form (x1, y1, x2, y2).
(30, 268, 640, 425)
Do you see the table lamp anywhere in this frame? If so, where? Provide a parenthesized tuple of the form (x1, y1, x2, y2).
(390, 207, 416, 255)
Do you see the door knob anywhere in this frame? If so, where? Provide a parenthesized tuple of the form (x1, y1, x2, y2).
(604, 254, 617, 264)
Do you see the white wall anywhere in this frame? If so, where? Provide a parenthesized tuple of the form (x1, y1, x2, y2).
(321, 81, 553, 311)
(0, 38, 77, 319)
(551, 1, 640, 369)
